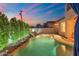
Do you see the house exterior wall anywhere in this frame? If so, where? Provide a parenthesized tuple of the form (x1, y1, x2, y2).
(58, 4, 77, 41)
(58, 18, 67, 37)
(44, 21, 59, 34)
(65, 4, 77, 42)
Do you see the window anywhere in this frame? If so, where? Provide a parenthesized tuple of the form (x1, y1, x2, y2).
(60, 21, 66, 32)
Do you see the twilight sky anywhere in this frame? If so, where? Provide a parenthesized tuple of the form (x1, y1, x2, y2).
(0, 3, 65, 26)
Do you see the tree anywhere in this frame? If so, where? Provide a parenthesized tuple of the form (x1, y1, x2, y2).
(9, 17, 30, 43)
(0, 12, 9, 50)
(0, 12, 30, 50)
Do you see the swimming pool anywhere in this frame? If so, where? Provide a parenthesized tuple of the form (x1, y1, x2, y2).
(16, 34, 59, 56)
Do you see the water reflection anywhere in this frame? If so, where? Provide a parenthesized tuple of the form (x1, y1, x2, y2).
(17, 36, 59, 56)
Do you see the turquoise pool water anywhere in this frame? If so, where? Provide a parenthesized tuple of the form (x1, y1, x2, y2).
(17, 36, 59, 56)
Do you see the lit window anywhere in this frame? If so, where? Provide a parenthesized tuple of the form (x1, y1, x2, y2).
(60, 21, 66, 32)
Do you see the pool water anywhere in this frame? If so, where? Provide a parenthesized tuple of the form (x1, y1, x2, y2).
(17, 36, 59, 56)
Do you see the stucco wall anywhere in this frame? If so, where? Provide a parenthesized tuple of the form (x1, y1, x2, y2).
(58, 4, 77, 39)
(65, 6, 77, 39)
(58, 18, 67, 37)
(31, 28, 58, 34)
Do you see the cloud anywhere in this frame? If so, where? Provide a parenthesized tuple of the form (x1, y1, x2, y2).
(22, 16, 45, 26)
(0, 3, 7, 12)
(45, 10, 53, 15)
(31, 10, 38, 13)
(22, 3, 40, 14)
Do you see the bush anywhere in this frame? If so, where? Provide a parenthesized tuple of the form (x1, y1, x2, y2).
(0, 12, 30, 50)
